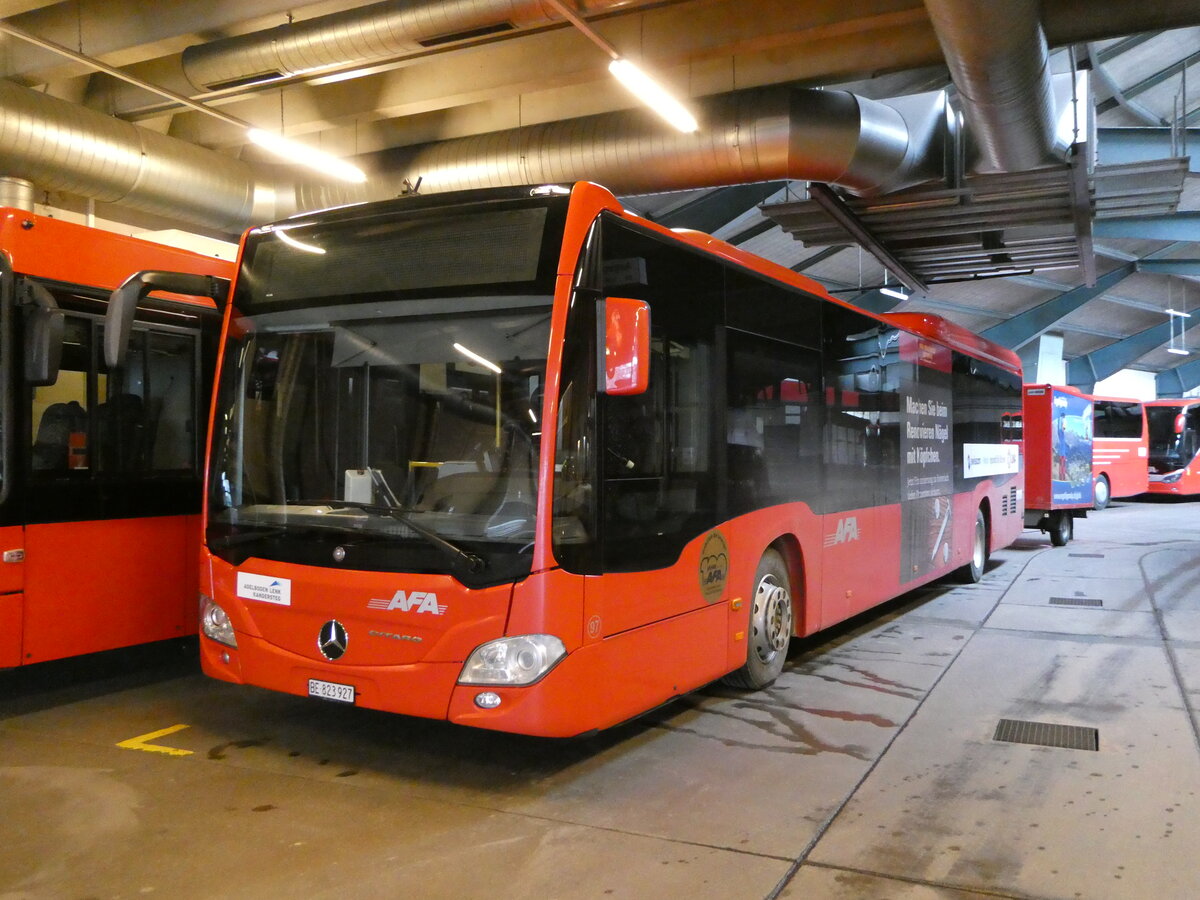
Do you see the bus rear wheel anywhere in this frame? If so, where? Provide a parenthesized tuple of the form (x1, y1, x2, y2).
(1093, 474, 1110, 510)
(1049, 511, 1073, 546)
(955, 507, 988, 583)
(724, 549, 793, 690)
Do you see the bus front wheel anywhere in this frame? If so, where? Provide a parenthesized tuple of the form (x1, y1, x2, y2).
(724, 549, 793, 690)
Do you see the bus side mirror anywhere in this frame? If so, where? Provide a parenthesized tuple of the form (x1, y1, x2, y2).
(22, 281, 63, 387)
(105, 270, 230, 368)
(599, 296, 650, 395)
(1176, 413, 1186, 434)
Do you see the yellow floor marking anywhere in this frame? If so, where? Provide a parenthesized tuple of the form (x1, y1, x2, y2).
(116, 724, 193, 757)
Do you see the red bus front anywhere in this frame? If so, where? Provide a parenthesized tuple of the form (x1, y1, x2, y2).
(1146, 399, 1200, 496)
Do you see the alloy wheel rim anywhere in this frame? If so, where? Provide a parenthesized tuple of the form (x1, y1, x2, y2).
(752, 574, 792, 662)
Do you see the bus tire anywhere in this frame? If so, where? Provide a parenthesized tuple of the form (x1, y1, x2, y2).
(723, 549, 793, 690)
(1049, 511, 1073, 546)
(1093, 474, 1110, 511)
(955, 507, 988, 584)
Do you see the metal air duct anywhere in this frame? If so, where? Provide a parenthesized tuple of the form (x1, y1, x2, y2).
(923, 0, 1061, 172)
(0, 177, 35, 212)
(182, 0, 657, 92)
(0, 77, 949, 232)
(378, 87, 951, 198)
(0, 79, 362, 232)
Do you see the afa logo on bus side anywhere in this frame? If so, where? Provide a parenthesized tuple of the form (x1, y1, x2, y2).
(699, 531, 729, 603)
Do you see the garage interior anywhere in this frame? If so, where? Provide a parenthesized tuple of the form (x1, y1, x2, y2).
(1, 1, 1200, 897)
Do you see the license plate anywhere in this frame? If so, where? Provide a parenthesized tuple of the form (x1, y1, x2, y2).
(308, 678, 355, 704)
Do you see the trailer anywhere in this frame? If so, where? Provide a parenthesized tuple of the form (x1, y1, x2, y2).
(1022, 384, 1093, 545)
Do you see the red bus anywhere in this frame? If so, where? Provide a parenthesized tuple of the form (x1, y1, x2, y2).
(133, 182, 1024, 737)
(0, 209, 232, 668)
(1090, 395, 1148, 509)
(1145, 398, 1200, 497)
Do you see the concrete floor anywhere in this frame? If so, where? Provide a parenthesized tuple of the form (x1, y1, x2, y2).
(2, 498, 1199, 899)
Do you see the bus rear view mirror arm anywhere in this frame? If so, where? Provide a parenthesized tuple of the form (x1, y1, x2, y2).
(598, 296, 650, 396)
(104, 270, 230, 369)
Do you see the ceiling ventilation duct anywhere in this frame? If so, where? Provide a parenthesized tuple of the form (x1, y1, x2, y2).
(182, 0, 661, 92)
(923, 0, 1063, 172)
(0, 79, 362, 232)
(378, 87, 952, 198)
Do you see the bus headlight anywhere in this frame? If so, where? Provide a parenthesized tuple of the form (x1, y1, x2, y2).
(459, 635, 566, 686)
(200, 594, 237, 648)
(1162, 470, 1183, 483)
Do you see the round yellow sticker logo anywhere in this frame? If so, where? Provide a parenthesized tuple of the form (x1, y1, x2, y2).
(698, 531, 729, 603)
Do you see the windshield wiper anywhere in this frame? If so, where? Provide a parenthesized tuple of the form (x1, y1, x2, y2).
(331, 501, 486, 573)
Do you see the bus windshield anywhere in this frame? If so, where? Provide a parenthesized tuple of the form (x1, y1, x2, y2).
(1147, 404, 1200, 471)
(207, 196, 566, 586)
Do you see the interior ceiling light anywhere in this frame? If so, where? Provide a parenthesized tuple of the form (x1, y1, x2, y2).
(247, 130, 366, 183)
(0, 20, 366, 184)
(880, 287, 908, 300)
(453, 342, 502, 373)
(543, 0, 698, 133)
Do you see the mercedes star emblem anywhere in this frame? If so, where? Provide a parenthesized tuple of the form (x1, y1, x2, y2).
(317, 619, 348, 660)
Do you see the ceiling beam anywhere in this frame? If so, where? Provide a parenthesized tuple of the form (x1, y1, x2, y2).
(1093, 213, 1200, 241)
(1098, 127, 1200, 173)
(1067, 319, 1173, 392)
(1156, 359, 1200, 396)
(652, 181, 786, 233)
(981, 262, 1136, 350)
(1137, 259, 1200, 276)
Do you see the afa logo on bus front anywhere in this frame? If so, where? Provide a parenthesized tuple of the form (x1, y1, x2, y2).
(236, 572, 292, 606)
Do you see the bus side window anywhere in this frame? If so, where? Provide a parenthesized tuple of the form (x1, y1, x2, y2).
(726, 330, 822, 514)
(97, 328, 200, 475)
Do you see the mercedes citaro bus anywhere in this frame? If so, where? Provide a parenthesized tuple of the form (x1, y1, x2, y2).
(0, 209, 232, 667)
(110, 182, 1025, 737)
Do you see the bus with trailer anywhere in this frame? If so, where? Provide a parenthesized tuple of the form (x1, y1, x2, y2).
(1090, 394, 1148, 509)
(1145, 398, 1200, 497)
(1022, 384, 1092, 545)
(110, 182, 1025, 737)
(0, 208, 232, 668)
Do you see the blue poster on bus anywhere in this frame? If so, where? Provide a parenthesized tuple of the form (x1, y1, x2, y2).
(1051, 390, 1093, 506)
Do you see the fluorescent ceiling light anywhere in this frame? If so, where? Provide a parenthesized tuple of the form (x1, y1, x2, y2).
(275, 228, 325, 255)
(247, 128, 366, 183)
(453, 342, 501, 373)
(608, 59, 698, 133)
(1167, 347, 1190, 355)
(880, 287, 907, 300)
(1166, 308, 1192, 318)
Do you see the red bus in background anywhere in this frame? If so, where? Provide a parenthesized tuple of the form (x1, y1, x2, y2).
(1090, 395, 1148, 509)
(0, 209, 232, 668)
(1145, 398, 1200, 497)
(119, 182, 1025, 738)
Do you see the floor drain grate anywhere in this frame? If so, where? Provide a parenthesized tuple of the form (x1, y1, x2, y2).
(1068, 553, 1105, 558)
(1049, 597, 1104, 607)
(993, 718, 1098, 751)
